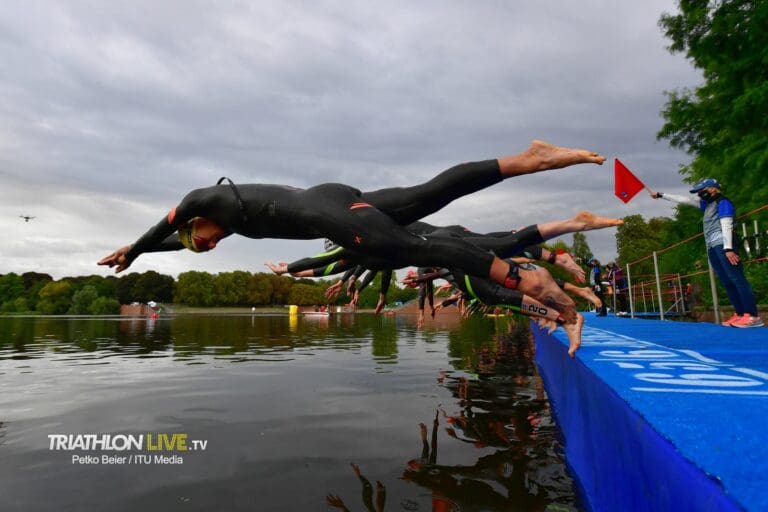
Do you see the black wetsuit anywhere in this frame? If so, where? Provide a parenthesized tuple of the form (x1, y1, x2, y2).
(356, 269, 393, 297)
(417, 267, 434, 312)
(125, 160, 505, 279)
(424, 267, 527, 312)
(288, 222, 545, 275)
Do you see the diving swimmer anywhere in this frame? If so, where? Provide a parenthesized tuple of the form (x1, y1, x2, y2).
(99, 141, 606, 298)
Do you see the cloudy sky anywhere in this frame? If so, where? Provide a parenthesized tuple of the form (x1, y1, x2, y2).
(0, 0, 701, 280)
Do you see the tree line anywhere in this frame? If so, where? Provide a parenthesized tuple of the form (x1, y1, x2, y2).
(611, 1, 767, 308)
(0, 269, 419, 315)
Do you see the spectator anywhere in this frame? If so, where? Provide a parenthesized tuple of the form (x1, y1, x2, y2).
(587, 258, 607, 316)
(606, 262, 628, 314)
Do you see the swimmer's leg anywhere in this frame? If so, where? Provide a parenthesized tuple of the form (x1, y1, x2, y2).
(498, 140, 606, 177)
(364, 142, 606, 224)
(536, 211, 624, 239)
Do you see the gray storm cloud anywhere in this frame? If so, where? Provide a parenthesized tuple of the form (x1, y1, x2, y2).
(0, 1, 700, 278)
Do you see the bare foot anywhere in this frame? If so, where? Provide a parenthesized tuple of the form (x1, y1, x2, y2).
(563, 313, 584, 358)
(528, 140, 606, 169)
(572, 211, 624, 230)
(555, 253, 586, 283)
(565, 283, 602, 309)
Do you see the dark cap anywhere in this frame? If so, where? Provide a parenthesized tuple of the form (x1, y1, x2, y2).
(690, 178, 721, 193)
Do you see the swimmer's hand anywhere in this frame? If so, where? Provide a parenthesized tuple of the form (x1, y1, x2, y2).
(325, 281, 343, 301)
(98, 245, 132, 273)
(264, 261, 288, 275)
(374, 295, 385, 314)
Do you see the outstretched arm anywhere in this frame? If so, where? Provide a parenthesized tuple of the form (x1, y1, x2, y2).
(648, 188, 700, 207)
(285, 246, 347, 274)
(98, 188, 212, 273)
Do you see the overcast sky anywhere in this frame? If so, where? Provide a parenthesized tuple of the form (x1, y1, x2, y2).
(0, 0, 702, 280)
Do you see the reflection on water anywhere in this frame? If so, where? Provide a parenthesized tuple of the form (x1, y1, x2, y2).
(1, 314, 581, 512)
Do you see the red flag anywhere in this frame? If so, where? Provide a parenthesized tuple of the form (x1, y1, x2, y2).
(614, 158, 645, 203)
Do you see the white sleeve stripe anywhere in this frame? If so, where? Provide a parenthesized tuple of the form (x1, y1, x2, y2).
(720, 217, 734, 250)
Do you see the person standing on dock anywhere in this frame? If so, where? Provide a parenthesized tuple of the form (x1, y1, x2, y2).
(606, 262, 628, 314)
(587, 258, 607, 316)
(649, 179, 763, 328)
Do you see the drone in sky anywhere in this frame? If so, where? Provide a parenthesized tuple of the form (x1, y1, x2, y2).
(19, 215, 35, 222)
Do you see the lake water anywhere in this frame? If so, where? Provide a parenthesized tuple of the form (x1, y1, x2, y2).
(0, 314, 582, 512)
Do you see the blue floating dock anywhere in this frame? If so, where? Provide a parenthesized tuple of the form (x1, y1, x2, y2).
(532, 315, 768, 512)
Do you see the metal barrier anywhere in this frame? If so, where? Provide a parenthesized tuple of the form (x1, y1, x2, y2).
(623, 204, 768, 322)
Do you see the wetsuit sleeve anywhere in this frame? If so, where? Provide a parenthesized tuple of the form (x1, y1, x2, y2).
(143, 234, 186, 253)
(286, 246, 348, 274)
(460, 225, 544, 260)
(308, 260, 356, 278)
(357, 271, 377, 293)
(517, 244, 543, 260)
(440, 296, 459, 308)
(418, 284, 427, 309)
(340, 267, 358, 284)
(413, 268, 451, 283)
(380, 269, 393, 296)
(124, 189, 208, 263)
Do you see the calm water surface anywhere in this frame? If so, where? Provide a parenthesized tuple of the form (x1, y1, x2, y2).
(0, 314, 582, 512)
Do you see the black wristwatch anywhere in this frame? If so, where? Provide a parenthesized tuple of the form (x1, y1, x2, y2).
(547, 251, 557, 264)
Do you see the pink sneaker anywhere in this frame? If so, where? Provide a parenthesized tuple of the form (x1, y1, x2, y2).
(721, 313, 740, 327)
(732, 314, 765, 328)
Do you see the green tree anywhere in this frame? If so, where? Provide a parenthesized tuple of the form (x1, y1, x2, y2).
(0, 273, 25, 303)
(69, 285, 99, 314)
(21, 272, 52, 312)
(116, 273, 142, 304)
(247, 274, 274, 305)
(287, 283, 325, 306)
(174, 271, 216, 307)
(617, 215, 659, 270)
(21, 272, 52, 290)
(82, 275, 118, 299)
(88, 296, 121, 315)
(1, 297, 29, 313)
(268, 274, 293, 304)
(213, 271, 250, 306)
(132, 271, 174, 303)
(570, 232, 593, 266)
(37, 281, 74, 314)
(658, 0, 768, 211)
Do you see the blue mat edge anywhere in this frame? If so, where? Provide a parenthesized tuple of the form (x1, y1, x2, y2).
(532, 321, 745, 512)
